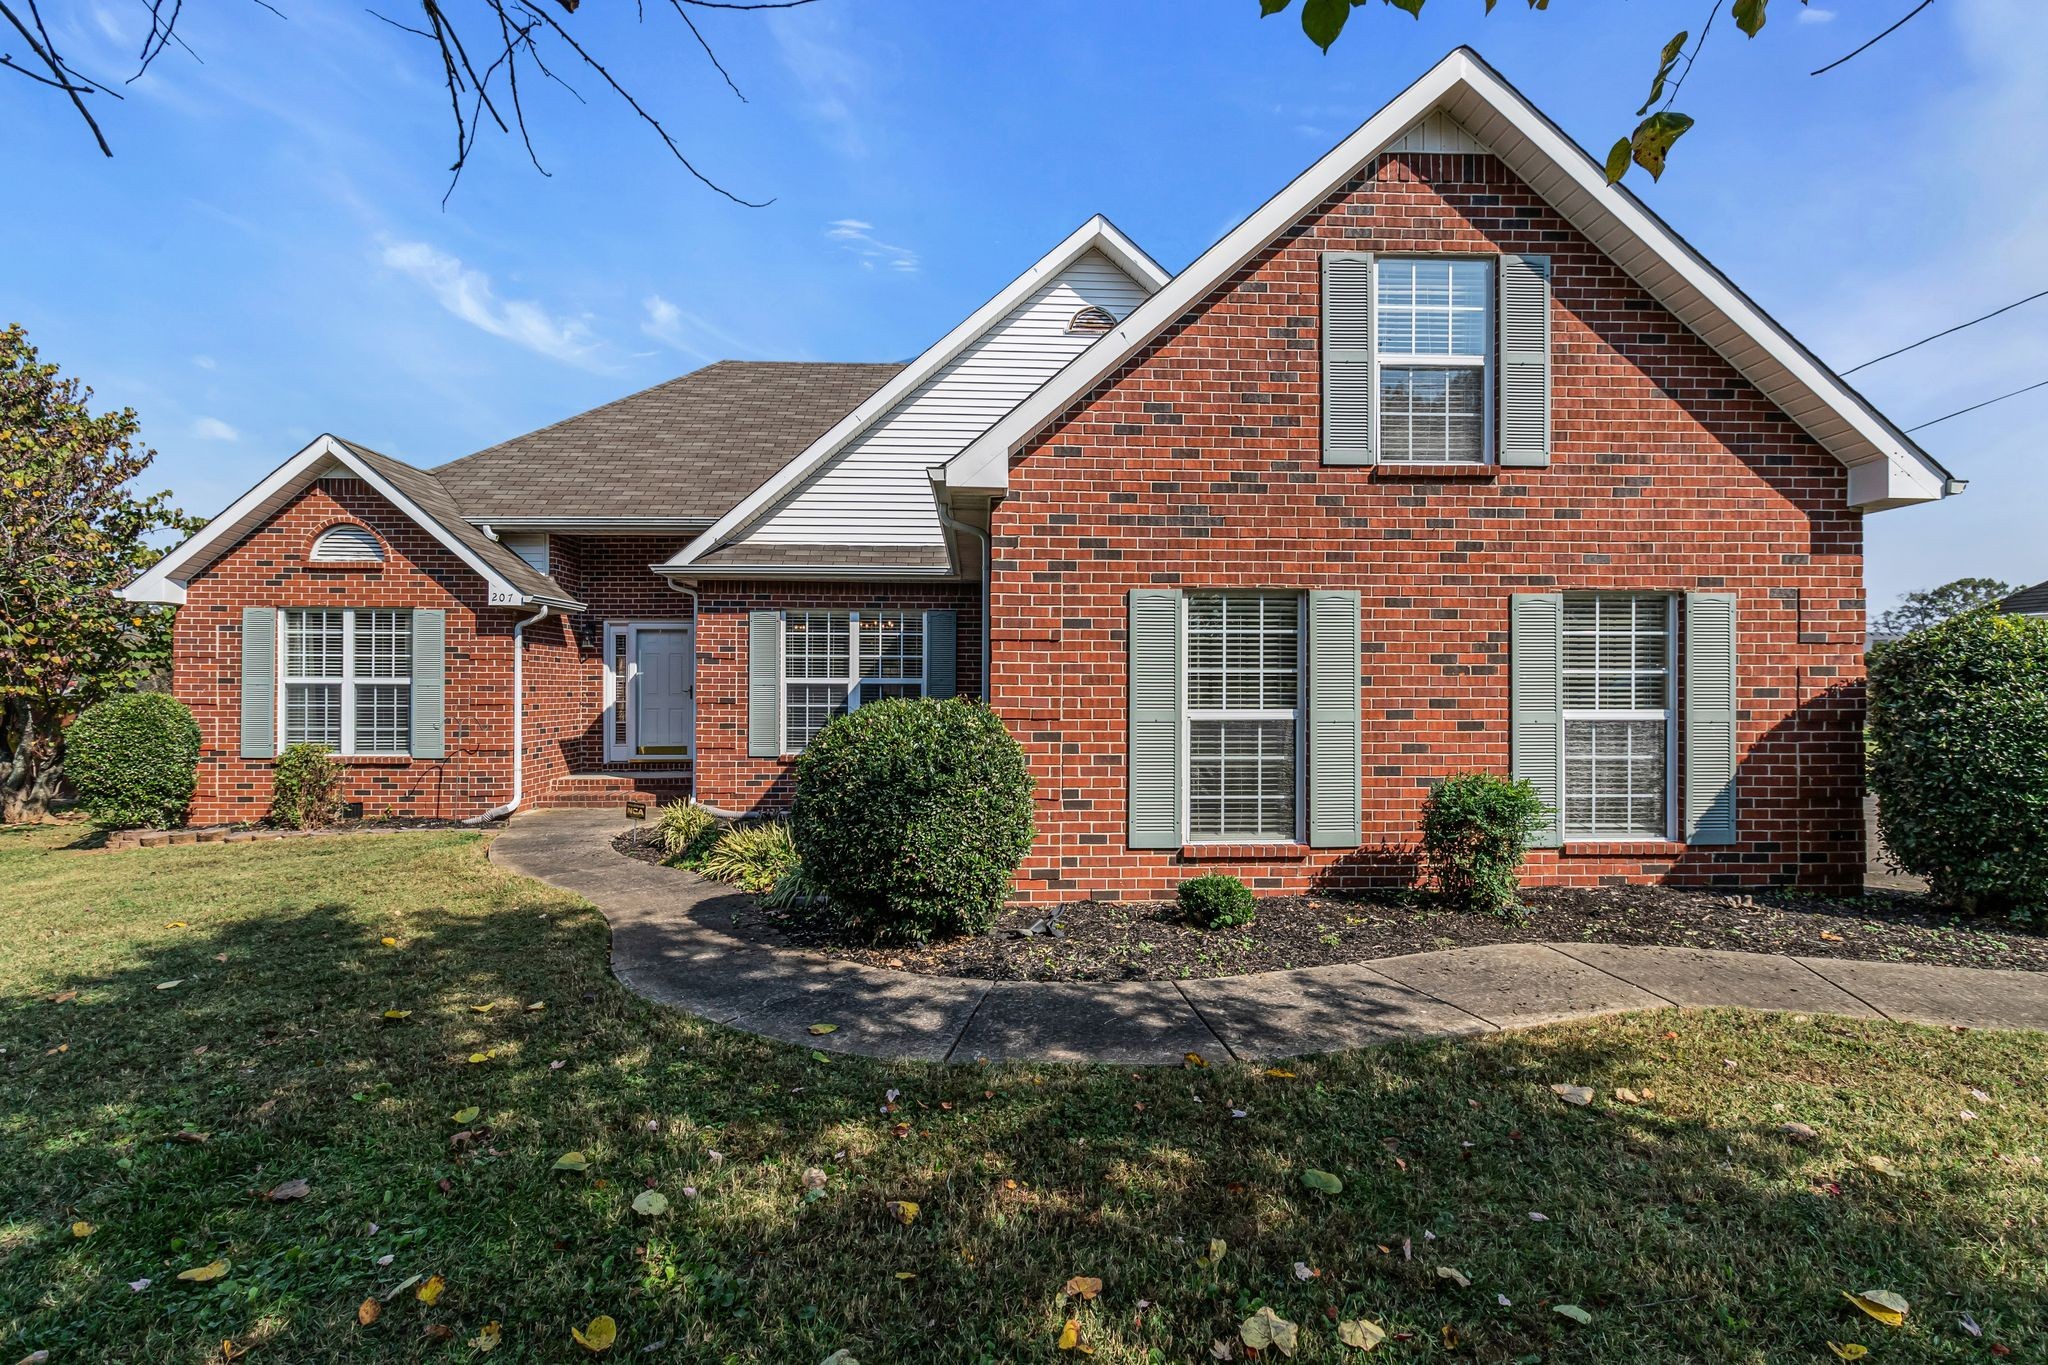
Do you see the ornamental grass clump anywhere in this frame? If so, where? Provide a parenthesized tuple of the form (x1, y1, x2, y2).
(1420, 771, 1547, 916)
(698, 820, 800, 895)
(653, 798, 717, 860)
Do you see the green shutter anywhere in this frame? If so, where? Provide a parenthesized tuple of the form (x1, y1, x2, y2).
(923, 609, 958, 700)
(1127, 589, 1183, 850)
(1322, 251, 1376, 465)
(411, 609, 447, 760)
(1509, 593, 1564, 848)
(1498, 253, 1552, 468)
(239, 607, 277, 760)
(1685, 592, 1739, 844)
(1306, 590, 1362, 848)
(748, 609, 782, 758)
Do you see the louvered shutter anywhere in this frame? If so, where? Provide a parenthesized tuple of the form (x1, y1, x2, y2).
(240, 607, 277, 759)
(1322, 252, 1376, 465)
(1306, 589, 1363, 848)
(1498, 253, 1552, 468)
(748, 610, 782, 758)
(923, 609, 958, 699)
(411, 609, 447, 760)
(1509, 593, 1564, 848)
(1127, 589, 1183, 850)
(1684, 592, 1739, 844)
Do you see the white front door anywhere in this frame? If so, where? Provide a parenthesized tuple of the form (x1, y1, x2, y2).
(604, 622, 695, 761)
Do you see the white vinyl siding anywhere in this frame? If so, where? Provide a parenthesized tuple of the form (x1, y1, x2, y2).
(500, 532, 549, 576)
(1561, 595, 1673, 840)
(1186, 593, 1302, 842)
(742, 250, 1150, 546)
(781, 610, 926, 751)
(1375, 257, 1493, 464)
(281, 608, 412, 755)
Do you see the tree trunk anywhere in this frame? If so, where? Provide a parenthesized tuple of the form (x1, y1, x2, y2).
(0, 697, 65, 824)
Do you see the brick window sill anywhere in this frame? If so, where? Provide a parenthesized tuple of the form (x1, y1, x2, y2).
(1559, 840, 1687, 857)
(1178, 843, 1311, 862)
(1370, 463, 1500, 480)
(301, 561, 382, 573)
(337, 754, 420, 766)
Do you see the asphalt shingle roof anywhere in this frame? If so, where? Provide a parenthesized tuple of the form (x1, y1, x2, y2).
(686, 542, 953, 574)
(2000, 580, 2048, 616)
(431, 360, 905, 521)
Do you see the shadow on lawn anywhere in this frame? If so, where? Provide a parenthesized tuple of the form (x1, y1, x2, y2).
(4, 861, 2043, 1362)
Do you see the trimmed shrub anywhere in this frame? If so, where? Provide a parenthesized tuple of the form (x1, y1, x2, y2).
(65, 692, 200, 828)
(1869, 609, 2048, 918)
(1421, 771, 1547, 916)
(1178, 874, 1256, 930)
(791, 698, 1035, 943)
(269, 743, 343, 830)
(700, 820, 799, 894)
(654, 799, 717, 859)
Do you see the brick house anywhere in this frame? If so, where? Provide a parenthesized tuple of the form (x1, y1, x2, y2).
(126, 50, 1957, 899)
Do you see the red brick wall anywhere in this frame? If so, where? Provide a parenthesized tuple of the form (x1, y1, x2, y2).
(174, 477, 516, 823)
(992, 150, 1866, 904)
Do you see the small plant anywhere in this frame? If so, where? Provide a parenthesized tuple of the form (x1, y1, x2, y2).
(699, 820, 799, 895)
(269, 743, 343, 830)
(1420, 771, 1547, 916)
(64, 692, 201, 828)
(653, 799, 717, 859)
(1178, 874, 1257, 930)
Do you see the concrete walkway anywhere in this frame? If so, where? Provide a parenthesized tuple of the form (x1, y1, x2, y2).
(488, 809, 2048, 1065)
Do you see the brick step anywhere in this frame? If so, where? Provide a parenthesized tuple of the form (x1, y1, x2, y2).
(533, 771, 694, 810)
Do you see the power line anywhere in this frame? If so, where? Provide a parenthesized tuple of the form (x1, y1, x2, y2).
(1843, 287, 2048, 374)
(1905, 377, 2048, 433)
(1811, 0, 1936, 77)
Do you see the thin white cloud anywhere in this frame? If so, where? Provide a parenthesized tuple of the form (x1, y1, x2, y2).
(378, 238, 604, 368)
(640, 295, 765, 362)
(192, 354, 218, 370)
(769, 10, 871, 157)
(1797, 7, 1836, 22)
(826, 219, 919, 274)
(190, 416, 239, 441)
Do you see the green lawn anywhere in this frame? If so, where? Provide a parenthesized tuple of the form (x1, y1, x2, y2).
(1, 825, 2043, 1364)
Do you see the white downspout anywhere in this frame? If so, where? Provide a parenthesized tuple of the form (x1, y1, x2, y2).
(465, 602, 552, 825)
(660, 576, 748, 818)
(934, 497, 992, 701)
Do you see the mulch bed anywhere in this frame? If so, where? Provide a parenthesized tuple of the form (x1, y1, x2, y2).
(611, 827, 2048, 982)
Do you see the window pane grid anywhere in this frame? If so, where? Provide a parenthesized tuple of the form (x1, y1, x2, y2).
(785, 683, 845, 750)
(284, 610, 343, 680)
(859, 612, 924, 682)
(284, 683, 341, 749)
(280, 608, 412, 756)
(353, 610, 412, 679)
(1372, 257, 1490, 464)
(354, 684, 411, 754)
(1560, 595, 1670, 840)
(782, 610, 927, 753)
(1189, 719, 1297, 841)
(1186, 592, 1300, 842)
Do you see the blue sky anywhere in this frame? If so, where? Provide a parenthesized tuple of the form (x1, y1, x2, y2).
(4, 0, 2042, 613)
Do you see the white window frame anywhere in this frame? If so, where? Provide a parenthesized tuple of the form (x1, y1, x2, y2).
(1372, 255, 1495, 465)
(778, 609, 928, 755)
(1181, 591, 1306, 846)
(601, 620, 696, 764)
(277, 608, 413, 757)
(1560, 594, 1677, 843)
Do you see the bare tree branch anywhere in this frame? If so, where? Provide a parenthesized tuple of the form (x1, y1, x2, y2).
(1, 0, 114, 154)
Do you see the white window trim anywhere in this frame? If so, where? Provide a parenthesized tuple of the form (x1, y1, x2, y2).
(778, 609, 929, 756)
(277, 608, 413, 757)
(1560, 594, 1677, 844)
(602, 620, 696, 763)
(1180, 591, 1307, 846)
(1371, 255, 1496, 466)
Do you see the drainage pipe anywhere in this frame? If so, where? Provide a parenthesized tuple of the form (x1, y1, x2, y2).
(464, 603, 552, 825)
(934, 498, 993, 702)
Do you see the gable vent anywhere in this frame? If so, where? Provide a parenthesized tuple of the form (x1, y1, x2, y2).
(309, 524, 384, 563)
(1067, 305, 1117, 336)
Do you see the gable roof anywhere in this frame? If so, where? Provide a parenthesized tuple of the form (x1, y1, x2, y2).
(942, 47, 1958, 514)
(433, 361, 905, 524)
(1999, 580, 2048, 617)
(665, 216, 1169, 573)
(122, 434, 582, 609)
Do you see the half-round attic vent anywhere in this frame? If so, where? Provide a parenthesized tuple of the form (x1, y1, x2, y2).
(1066, 305, 1116, 336)
(309, 524, 384, 563)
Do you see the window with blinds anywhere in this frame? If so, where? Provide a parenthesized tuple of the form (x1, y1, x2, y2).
(1375, 258, 1491, 463)
(1560, 595, 1672, 839)
(781, 610, 927, 751)
(281, 608, 412, 754)
(1186, 592, 1301, 841)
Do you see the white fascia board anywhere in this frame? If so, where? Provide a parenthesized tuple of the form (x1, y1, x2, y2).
(121, 434, 527, 606)
(944, 47, 1955, 513)
(664, 215, 1171, 570)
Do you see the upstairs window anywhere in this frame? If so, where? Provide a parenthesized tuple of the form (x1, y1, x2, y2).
(309, 524, 383, 562)
(1374, 257, 1492, 464)
(282, 608, 413, 755)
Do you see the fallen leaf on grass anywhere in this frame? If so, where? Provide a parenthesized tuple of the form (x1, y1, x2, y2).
(1265, 1067, 1296, 1078)
(802, 1167, 829, 1193)
(1527, 1211, 1549, 1222)
(472, 1322, 502, 1352)
(69, 1221, 94, 1238)
(631, 1191, 669, 1216)
(382, 1274, 422, 1301)
(16, 1352, 49, 1364)
(1819, 930, 1845, 942)
(1959, 1313, 1982, 1338)
(174, 1130, 209, 1145)
(1057, 1318, 1081, 1351)
(265, 1179, 310, 1202)
(1300, 1169, 1343, 1195)
(1240, 1306, 1299, 1357)
(416, 1274, 446, 1306)
(525, 1001, 545, 1012)
(1338, 1317, 1386, 1351)
(467, 1052, 492, 1065)
(1292, 1262, 1318, 1281)
(1435, 1266, 1470, 1288)
(380, 1010, 411, 1021)
(48, 990, 78, 1004)
(1203, 1238, 1227, 1265)
(451, 1107, 480, 1125)
(177, 1259, 230, 1283)
(819, 1353, 859, 1365)
(1184, 1052, 1209, 1069)
(1780, 1121, 1820, 1142)
(422, 1324, 455, 1342)
(571, 1315, 617, 1353)
(1550, 1083, 1593, 1106)
(220, 1342, 250, 1363)
(1842, 1289, 1908, 1327)
(553, 1151, 590, 1173)
(166, 920, 188, 929)
(807, 1023, 838, 1036)
(156, 980, 183, 991)
(1860, 1155, 1899, 1177)
(1554, 1304, 1592, 1324)
(886, 1200, 920, 1225)
(469, 1003, 494, 1014)
(357, 1298, 380, 1327)
(380, 937, 398, 947)
(1827, 1344, 1868, 1360)
(892, 1271, 916, 1281)
(1063, 1275, 1103, 1300)
(1612, 1087, 1643, 1104)
(128, 1278, 153, 1292)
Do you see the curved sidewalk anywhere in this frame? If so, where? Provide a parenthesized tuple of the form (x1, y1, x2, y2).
(489, 809, 2048, 1065)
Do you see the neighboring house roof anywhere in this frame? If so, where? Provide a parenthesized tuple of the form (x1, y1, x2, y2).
(684, 542, 955, 575)
(122, 434, 584, 610)
(1999, 580, 2048, 616)
(433, 361, 904, 524)
(942, 47, 1959, 514)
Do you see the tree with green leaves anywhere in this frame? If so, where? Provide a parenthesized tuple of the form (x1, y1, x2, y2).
(1260, 0, 1932, 183)
(0, 323, 197, 823)
(1871, 577, 2018, 641)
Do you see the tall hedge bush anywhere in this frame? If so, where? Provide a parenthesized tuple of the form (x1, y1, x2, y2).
(791, 698, 1034, 942)
(1420, 771, 1547, 916)
(1868, 609, 2048, 918)
(64, 692, 200, 828)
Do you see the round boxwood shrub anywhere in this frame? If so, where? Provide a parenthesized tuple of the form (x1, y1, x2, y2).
(791, 698, 1035, 942)
(65, 692, 201, 828)
(1179, 874, 1256, 930)
(1420, 771, 1547, 916)
(1868, 609, 2048, 919)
